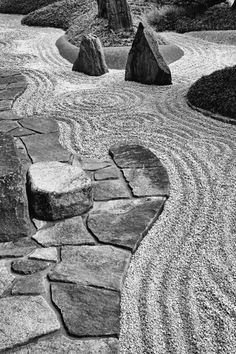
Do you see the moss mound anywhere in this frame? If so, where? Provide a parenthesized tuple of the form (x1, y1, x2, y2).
(187, 65, 236, 120)
(0, 0, 58, 15)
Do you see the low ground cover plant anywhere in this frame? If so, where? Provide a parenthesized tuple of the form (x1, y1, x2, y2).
(187, 65, 236, 119)
(0, 0, 58, 15)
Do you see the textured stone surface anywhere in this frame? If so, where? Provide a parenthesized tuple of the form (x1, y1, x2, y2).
(73, 34, 108, 76)
(125, 22, 172, 85)
(11, 274, 45, 295)
(0, 295, 60, 351)
(0, 110, 19, 120)
(81, 158, 112, 170)
(21, 132, 71, 163)
(94, 166, 119, 180)
(29, 247, 58, 262)
(51, 283, 120, 336)
(9, 126, 35, 137)
(107, 0, 133, 31)
(0, 239, 36, 259)
(0, 99, 12, 110)
(12, 335, 119, 353)
(0, 133, 34, 241)
(0, 120, 19, 133)
(33, 216, 95, 246)
(14, 137, 32, 172)
(11, 259, 52, 274)
(94, 179, 130, 201)
(27, 161, 93, 220)
(20, 116, 58, 134)
(88, 197, 166, 251)
(123, 167, 170, 196)
(49, 245, 131, 291)
(0, 260, 15, 296)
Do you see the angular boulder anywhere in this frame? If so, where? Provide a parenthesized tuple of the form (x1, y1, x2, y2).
(27, 161, 93, 221)
(72, 34, 109, 76)
(125, 22, 172, 85)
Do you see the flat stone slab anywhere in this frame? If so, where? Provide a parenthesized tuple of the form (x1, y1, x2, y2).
(12, 334, 119, 353)
(0, 239, 36, 259)
(11, 274, 45, 295)
(29, 247, 58, 262)
(0, 110, 21, 120)
(27, 161, 93, 221)
(0, 295, 60, 351)
(0, 120, 19, 133)
(94, 180, 130, 201)
(20, 116, 58, 134)
(32, 216, 95, 246)
(0, 99, 12, 111)
(49, 245, 131, 291)
(94, 166, 119, 180)
(81, 158, 112, 171)
(0, 261, 15, 296)
(88, 197, 166, 251)
(11, 259, 52, 275)
(51, 283, 120, 336)
(21, 132, 71, 163)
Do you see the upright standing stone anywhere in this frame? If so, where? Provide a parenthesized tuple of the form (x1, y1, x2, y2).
(72, 35, 109, 76)
(125, 22, 172, 85)
(107, 0, 133, 31)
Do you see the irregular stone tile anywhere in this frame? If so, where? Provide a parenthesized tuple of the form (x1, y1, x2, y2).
(21, 132, 71, 163)
(0, 239, 36, 259)
(12, 335, 119, 353)
(0, 133, 35, 242)
(11, 259, 52, 275)
(33, 216, 95, 246)
(49, 245, 131, 291)
(29, 247, 58, 262)
(94, 180, 130, 201)
(88, 197, 166, 251)
(8, 81, 28, 89)
(11, 274, 45, 295)
(0, 87, 24, 100)
(0, 295, 60, 352)
(0, 120, 19, 133)
(0, 260, 15, 296)
(110, 144, 163, 168)
(9, 127, 35, 137)
(123, 167, 170, 197)
(81, 158, 112, 171)
(21, 116, 58, 134)
(94, 166, 119, 181)
(51, 283, 120, 336)
(0, 73, 25, 85)
(27, 161, 93, 220)
(0, 99, 12, 111)
(0, 110, 20, 120)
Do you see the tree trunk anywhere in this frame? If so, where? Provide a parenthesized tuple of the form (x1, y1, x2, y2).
(96, 0, 133, 31)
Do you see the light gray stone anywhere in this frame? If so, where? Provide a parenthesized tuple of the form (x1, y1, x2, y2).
(0, 260, 15, 296)
(0, 240, 36, 259)
(81, 158, 112, 171)
(29, 247, 58, 262)
(21, 116, 58, 134)
(0, 120, 19, 133)
(11, 259, 51, 275)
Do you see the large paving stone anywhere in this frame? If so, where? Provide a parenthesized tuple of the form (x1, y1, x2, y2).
(0, 260, 15, 296)
(11, 259, 52, 274)
(32, 216, 95, 246)
(27, 161, 93, 220)
(0, 238, 36, 259)
(12, 334, 119, 353)
(0, 120, 19, 133)
(21, 132, 71, 163)
(49, 245, 131, 291)
(29, 247, 58, 262)
(0, 87, 24, 100)
(0, 133, 35, 241)
(0, 110, 21, 120)
(94, 166, 119, 180)
(20, 116, 58, 134)
(88, 197, 166, 251)
(51, 283, 120, 336)
(94, 179, 130, 201)
(81, 158, 112, 171)
(0, 295, 60, 351)
(11, 274, 45, 295)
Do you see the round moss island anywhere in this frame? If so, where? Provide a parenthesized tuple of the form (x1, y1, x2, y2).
(187, 65, 236, 124)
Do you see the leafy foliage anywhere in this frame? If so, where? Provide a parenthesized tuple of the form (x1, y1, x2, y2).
(0, 0, 58, 15)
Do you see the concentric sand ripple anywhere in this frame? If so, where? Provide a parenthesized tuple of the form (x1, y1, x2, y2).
(0, 15, 236, 354)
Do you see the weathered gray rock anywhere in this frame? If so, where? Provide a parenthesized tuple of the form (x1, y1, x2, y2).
(73, 35, 109, 76)
(21, 132, 71, 163)
(94, 166, 119, 180)
(33, 216, 95, 246)
(51, 283, 120, 336)
(81, 158, 112, 171)
(11, 259, 52, 275)
(27, 161, 93, 221)
(0, 99, 12, 111)
(0, 120, 19, 133)
(94, 179, 130, 201)
(0, 239, 36, 259)
(0, 295, 60, 352)
(12, 335, 119, 353)
(11, 274, 45, 295)
(9, 126, 35, 137)
(20, 116, 58, 134)
(0, 260, 15, 296)
(106, 0, 133, 31)
(49, 245, 131, 291)
(125, 22, 172, 85)
(0, 133, 35, 241)
(0, 110, 19, 120)
(88, 197, 166, 251)
(29, 247, 58, 262)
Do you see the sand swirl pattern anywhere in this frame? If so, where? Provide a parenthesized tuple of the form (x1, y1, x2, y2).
(0, 15, 236, 354)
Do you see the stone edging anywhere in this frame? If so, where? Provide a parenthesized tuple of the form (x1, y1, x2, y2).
(186, 98, 236, 125)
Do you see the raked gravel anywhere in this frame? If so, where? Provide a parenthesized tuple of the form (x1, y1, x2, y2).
(1, 14, 236, 354)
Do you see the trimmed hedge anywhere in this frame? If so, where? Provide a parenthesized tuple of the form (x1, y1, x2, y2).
(187, 66, 236, 119)
(0, 0, 58, 15)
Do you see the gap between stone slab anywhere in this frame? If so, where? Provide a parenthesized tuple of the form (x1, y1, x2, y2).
(18, 137, 33, 164)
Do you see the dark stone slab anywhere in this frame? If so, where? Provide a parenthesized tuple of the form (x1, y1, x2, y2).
(49, 245, 131, 291)
(0, 120, 19, 133)
(88, 197, 166, 251)
(123, 167, 170, 197)
(11, 259, 52, 275)
(0, 133, 35, 242)
(125, 22, 172, 85)
(21, 116, 58, 134)
(94, 166, 119, 180)
(11, 274, 45, 295)
(110, 144, 163, 168)
(21, 132, 71, 163)
(33, 216, 95, 247)
(0, 100, 12, 111)
(0, 110, 21, 120)
(94, 180, 130, 201)
(51, 283, 120, 336)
